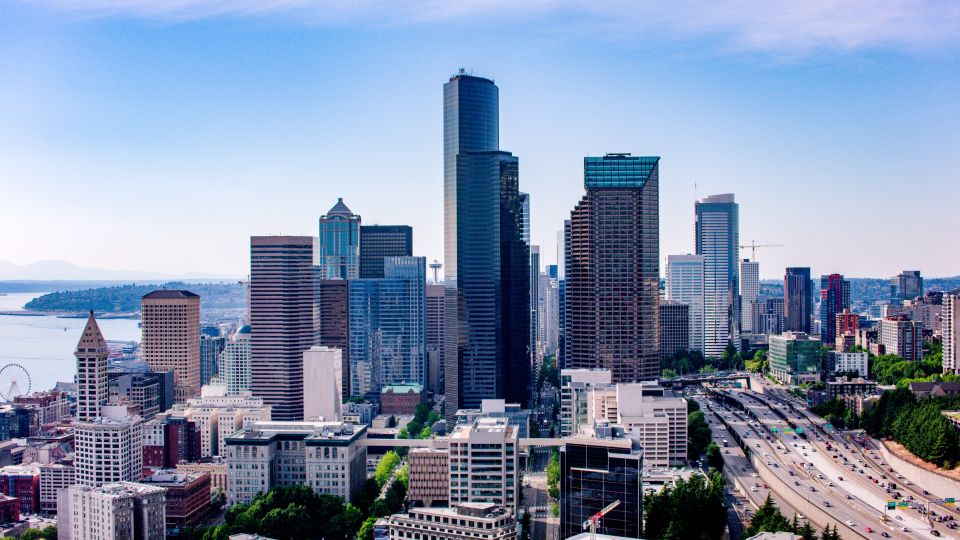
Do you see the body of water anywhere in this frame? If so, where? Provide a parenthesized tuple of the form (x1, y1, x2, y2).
(0, 292, 141, 394)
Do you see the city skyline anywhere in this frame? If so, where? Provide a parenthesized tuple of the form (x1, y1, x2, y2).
(2, 2, 959, 280)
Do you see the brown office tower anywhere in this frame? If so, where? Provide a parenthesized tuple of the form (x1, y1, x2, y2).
(317, 278, 350, 402)
(250, 236, 320, 421)
(141, 290, 201, 403)
(566, 154, 660, 382)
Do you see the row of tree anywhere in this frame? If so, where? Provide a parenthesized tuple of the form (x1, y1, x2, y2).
(746, 495, 842, 540)
(643, 471, 728, 539)
(661, 344, 746, 379)
(397, 403, 440, 440)
(687, 407, 712, 460)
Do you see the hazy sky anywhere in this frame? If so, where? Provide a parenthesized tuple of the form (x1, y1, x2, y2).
(2, 1, 958, 280)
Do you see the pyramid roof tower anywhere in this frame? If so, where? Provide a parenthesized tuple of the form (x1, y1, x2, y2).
(75, 310, 108, 353)
(326, 197, 355, 218)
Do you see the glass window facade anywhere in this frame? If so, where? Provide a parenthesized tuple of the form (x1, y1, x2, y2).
(560, 442, 642, 540)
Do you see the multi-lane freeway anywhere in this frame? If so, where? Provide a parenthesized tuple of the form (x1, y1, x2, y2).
(706, 385, 951, 540)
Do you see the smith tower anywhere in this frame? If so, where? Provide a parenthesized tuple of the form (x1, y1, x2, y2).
(443, 71, 530, 418)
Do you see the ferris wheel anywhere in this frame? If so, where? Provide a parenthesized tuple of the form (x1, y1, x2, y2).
(0, 364, 31, 402)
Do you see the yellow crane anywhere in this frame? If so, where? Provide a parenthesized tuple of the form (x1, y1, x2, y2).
(739, 241, 784, 261)
(582, 500, 621, 540)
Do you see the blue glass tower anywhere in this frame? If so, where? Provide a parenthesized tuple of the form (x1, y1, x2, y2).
(695, 194, 740, 357)
(318, 198, 361, 279)
(349, 256, 426, 401)
(443, 71, 530, 418)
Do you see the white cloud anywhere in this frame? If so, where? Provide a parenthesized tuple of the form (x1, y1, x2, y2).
(19, 0, 960, 53)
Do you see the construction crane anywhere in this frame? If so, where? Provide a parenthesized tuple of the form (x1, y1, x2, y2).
(582, 500, 620, 540)
(739, 241, 783, 261)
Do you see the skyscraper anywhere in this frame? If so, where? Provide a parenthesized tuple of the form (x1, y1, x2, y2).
(943, 293, 960, 375)
(740, 259, 760, 334)
(317, 279, 350, 402)
(530, 245, 541, 368)
(891, 270, 924, 302)
(349, 256, 427, 400)
(318, 198, 361, 280)
(359, 225, 413, 279)
(819, 273, 851, 346)
(443, 71, 529, 417)
(141, 290, 201, 402)
(566, 154, 660, 382)
(695, 194, 739, 357)
(659, 300, 690, 361)
(218, 325, 252, 396)
(76, 311, 108, 422)
(249, 236, 320, 421)
(784, 267, 812, 334)
(666, 254, 705, 353)
(200, 334, 225, 387)
(426, 284, 447, 394)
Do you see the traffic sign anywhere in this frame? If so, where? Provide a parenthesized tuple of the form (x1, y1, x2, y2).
(898, 501, 909, 509)
(887, 501, 897, 510)
(770, 427, 779, 432)
(946, 498, 956, 506)
(795, 427, 804, 434)
(824, 423, 833, 430)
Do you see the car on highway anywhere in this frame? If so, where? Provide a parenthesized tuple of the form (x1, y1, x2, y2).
(865, 527, 874, 534)
(845, 520, 855, 527)
(880, 532, 890, 538)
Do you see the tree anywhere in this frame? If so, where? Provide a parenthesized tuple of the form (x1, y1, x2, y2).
(643, 471, 727, 540)
(343, 503, 364, 539)
(546, 450, 560, 499)
(687, 410, 712, 459)
(375, 451, 401, 488)
(705, 441, 724, 471)
(357, 517, 378, 540)
(745, 495, 793, 537)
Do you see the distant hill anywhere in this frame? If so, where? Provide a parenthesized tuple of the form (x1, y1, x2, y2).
(759, 276, 960, 310)
(24, 282, 246, 314)
(0, 259, 240, 281)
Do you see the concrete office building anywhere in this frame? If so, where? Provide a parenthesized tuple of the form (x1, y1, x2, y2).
(659, 300, 690, 361)
(667, 254, 705, 353)
(360, 225, 413, 279)
(76, 312, 109, 422)
(695, 194, 740, 357)
(108, 367, 173, 420)
(614, 383, 687, 467)
(945, 293, 960, 375)
(386, 503, 517, 540)
(74, 406, 144, 487)
(157, 386, 271, 458)
(567, 154, 660, 382)
(448, 417, 519, 513)
(408, 447, 449, 507)
(39, 461, 75, 513)
(57, 482, 166, 540)
(559, 369, 613, 438)
(443, 71, 530, 419)
(224, 421, 366, 505)
(879, 316, 923, 362)
(318, 198, 361, 280)
(824, 351, 869, 378)
(141, 290, 201, 403)
(769, 332, 822, 384)
(303, 346, 342, 422)
(454, 399, 531, 439)
(740, 259, 760, 333)
(139, 469, 211, 530)
(249, 235, 320, 421)
(784, 268, 812, 334)
(559, 423, 643, 540)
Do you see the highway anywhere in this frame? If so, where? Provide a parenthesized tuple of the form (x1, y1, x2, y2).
(710, 384, 946, 540)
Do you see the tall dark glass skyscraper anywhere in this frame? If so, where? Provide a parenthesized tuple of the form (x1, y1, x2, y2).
(565, 154, 660, 382)
(443, 71, 530, 419)
(784, 267, 813, 334)
(819, 273, 850, 345)
(359, 225, 413, 279)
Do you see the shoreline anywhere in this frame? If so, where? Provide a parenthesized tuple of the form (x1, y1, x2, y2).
(0, 310, 139, 319)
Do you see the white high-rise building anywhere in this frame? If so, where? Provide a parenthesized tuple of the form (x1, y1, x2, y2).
(303, 346, 343, 422)
(76, 312, 109, 422)
(156, 385, 271, 458)
(614, 383, 687, 467)
(217, 325, 252, 396)
(667, 254, 705, 353)
(74, 406, 144, 487)
(448, 417, 519, 513)
(695, 194, 740, 357)
(740, 259, 759, 333)
(943, 293, 960, 374)
(559, 369, 612, 437)
(57, 482, 166, 540)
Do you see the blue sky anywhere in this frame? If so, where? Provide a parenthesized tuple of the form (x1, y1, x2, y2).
(2, 1, 958, 279)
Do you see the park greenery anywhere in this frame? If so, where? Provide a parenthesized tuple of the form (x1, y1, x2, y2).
(1, 527, 57, 540)
(745, 495, 840, 540)
(811, 398, 853, 430)
(397, 402, 440, 440)
(687, 410, 712, 460)
(374, 451, 401, 487)
(546, 449, 560, 500)
(869, 344, 957, 386)
(661, 344, 746, 379)
(24, 282, 245, 313)
(643, 471, 727, 540)
(705, 441, 724, 470)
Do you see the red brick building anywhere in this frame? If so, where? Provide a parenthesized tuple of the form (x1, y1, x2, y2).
(380, 384, 424, 416)
(0, 465, 40, 514)
(140, 469, 211, 529)
(0, 495, 19, 524)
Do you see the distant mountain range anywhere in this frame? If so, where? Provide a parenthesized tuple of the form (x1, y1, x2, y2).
(0, 259, 240, 282)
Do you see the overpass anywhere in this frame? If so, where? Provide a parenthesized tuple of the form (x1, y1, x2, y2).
(363, 437, 568, 450)
(661, 373, 753, 390)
